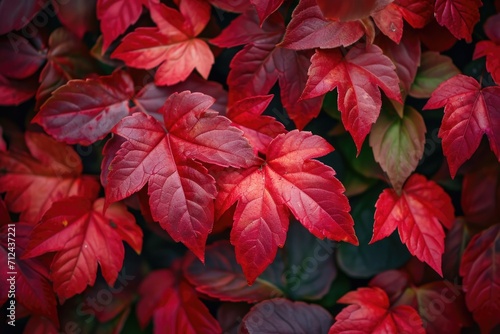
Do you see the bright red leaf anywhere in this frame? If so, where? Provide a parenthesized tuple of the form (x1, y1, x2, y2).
(105, 91, 256, 261)
(241, 299, 333, 333)
(23, 196, 143, 302)
(34, 70, 135, 145)
(423, 74, 500, 178)
(216, 130, 357, 283)
(371, 174, 455, 275)
(329, 287, 425, 333)
(434, 0, 482, 42)
(460, 224, 500, 333)
(371, 3, 404, 43)
(473, 13, 500, 84)
(0, 132, 100, 223)
(137, 266, 222, 334)
(111, 0, 214, 86)
(0, 223, 58, 326)
(302, 43, 402, 151)
(394, 0, 434, 28)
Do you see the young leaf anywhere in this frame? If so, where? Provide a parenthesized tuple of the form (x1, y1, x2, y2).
(303, 44, 402, 151)
(111, 0, 213, 86)
(137, 267, 222, 334)
(410, 51, 461, 98)
(423, 74, 500, 178)
(459, 224, 500, 333)
(23, 196, 143, 303)
(371, 174, 455, 275)
(370, 105, 426, 193)
(473, 13, 500, 85)
(241, 299, 333, 334)
(330, 287, 425, 333)
(216, 130, 357, 283)
(34, 70, 135, 145)
(434, 0, 482, 42)
(105, 91, 256, 260)
(0, 132, 100, 223)
(183, 240, 284, 302)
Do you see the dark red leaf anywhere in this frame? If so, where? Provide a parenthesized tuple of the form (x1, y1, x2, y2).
(23, 316, 58, 334)
(250, 0, 284, 24)
(52, 0, 98, 39)
(459, 224, 500, 333)
(371, 174, 455, 275)
(0, 34, 45, 79)
(317, 0, 392, 21)
(0, 74, 38, 106)
(23, 196, 143, 302)
(0, 0, 47, 35)
(423, 74, 500, 178)
(473, 13, 500, 85)
(241, 298, 333, 334)
(34, 70, 135, 145)
(434, 0, 482, 42)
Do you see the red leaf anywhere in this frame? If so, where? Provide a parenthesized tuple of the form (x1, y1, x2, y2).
(473, 14, 500, 85)
(23, 316, 59, 334)
(0, 0, 46, 35)
(137, 267, 222, 334)
(394, 0, 434, 28)
(97, 0, 144, 51)
(208, 0, 250, 12)
(34, 70, 135, 145)
(226, 95, 286, 153)
(0, 74, 38, 106)
(23, 196, 143, 302)
(241, 299, 333, 333)
(434, 0, 482, 42)
(330, 287, 425, 333)
(371, 4, 404, 43)
(280, 0, 365, 50)
(423, 74, 500, 178)
(52, 0, 98, 39)
(0, 132, 100, 223)
(459, 224, 500, 333)
(417, 18, 457, 52)
(317, 0, 393, 22)
(183, 240, 284, 302)
(371, 174, 455, 275)
(303, 44, 402, 151)
(0, 34, 45, 79)
(111, 1, 213, 86)
(0, 223, 58, 326)
(250, 0, 284, 24)
(106, 91, 256, 260)
(216, 130, 357, 283)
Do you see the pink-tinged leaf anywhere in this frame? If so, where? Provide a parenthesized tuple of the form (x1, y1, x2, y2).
(52, 0, 98, 39)
(250, 0, 284, 24)
(370, 106, 426, 193)
(483, 13, 500, 43)
(23, 197, 142, 302)
(0, 223, 58, 326)
(34, 70, 135, 145)
(394, 0, 434, 28)
(434, 0, 482, 42)
(371, 4, 404, 43)
(226, 95, 286, 153)
(423, 74, 500, 178)
(371, 174, 455, 275)
(0, 132, 100, 223)
(241, 299, 333, 334)
(369, 270, 472, 334)
(0, 34, 45, 79)
(23, 316, 59, 334)
(97, 0, 144, 51)
(317, 0, 393, 22)
(303, 44, 402, 151)
(0, 0, 47, 35)
(460, 224, 500, 333)
(112, 1, 213, 86)
(216, 130, 357, 283)
(0, 74, 38, 106)
(36, 27, 98, 109)
(410, 51, 460, 99)
(473, 14, 500, 84)
(137, 267, 222, 334)
(330, 287, 425, 333)
(208, 0, 250, 12)
(183, 240, 284, 302)
(135, 74, 228, 115)
(280, 0, 365, 50)
(106, 92, 256, 260)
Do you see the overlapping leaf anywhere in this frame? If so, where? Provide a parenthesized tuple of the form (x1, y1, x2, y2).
(105, 91, 256, 260)
(23, 196, 143, 302)
(216, 130, 357, 283)
(372, 174, 455, 275)
(423, 74, 500, 177)
(473, 13, 500, 84)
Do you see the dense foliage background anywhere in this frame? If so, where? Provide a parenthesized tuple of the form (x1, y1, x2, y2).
(0, 0, 499, 333)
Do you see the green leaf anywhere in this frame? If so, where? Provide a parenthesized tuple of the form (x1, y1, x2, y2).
(370, 105, 426, 193)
